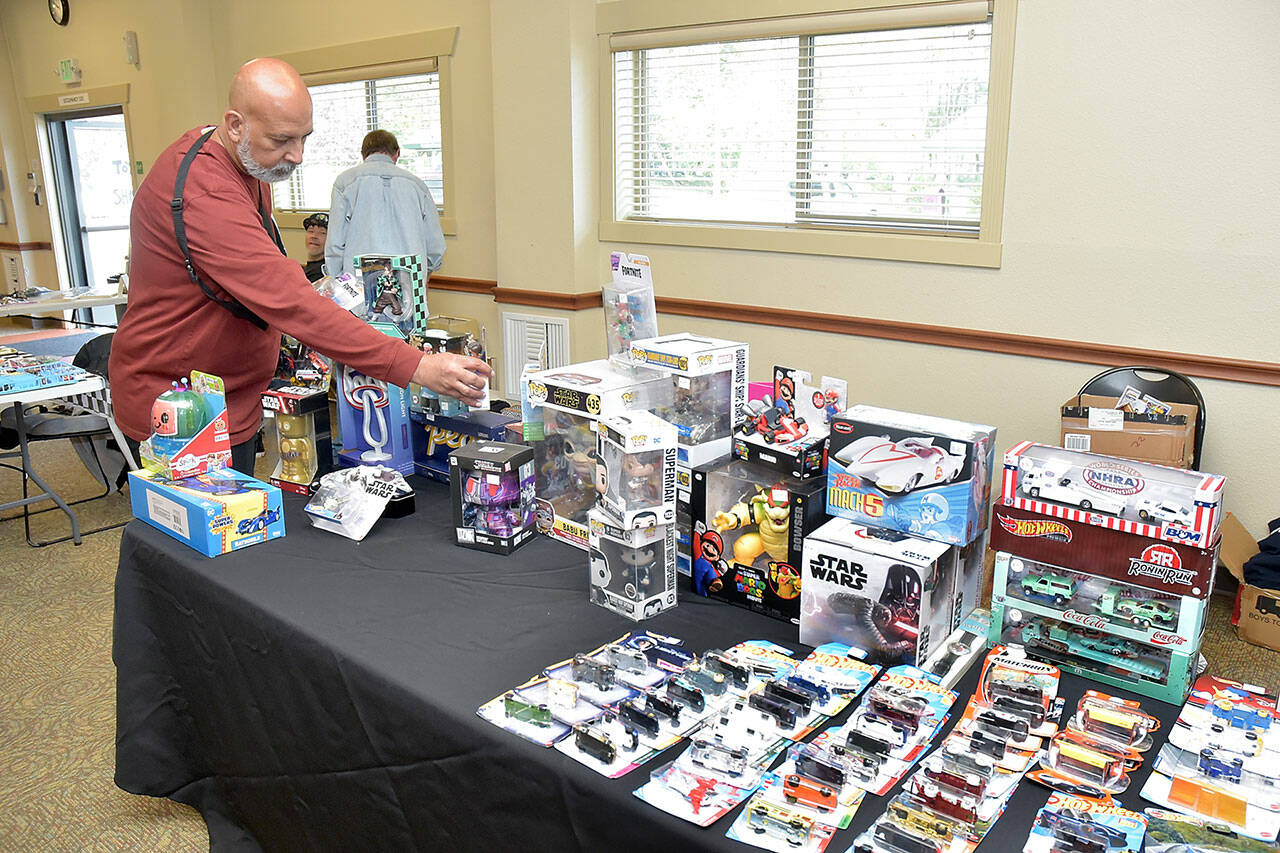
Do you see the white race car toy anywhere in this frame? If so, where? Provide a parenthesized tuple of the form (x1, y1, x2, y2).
(1135, 497, 1193, 526)
(1019, 462, 1127, 516)
(833, 435, 964, 494)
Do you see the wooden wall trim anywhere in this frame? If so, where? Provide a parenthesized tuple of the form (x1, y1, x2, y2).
(656, 297, 1280, 388)
(493, 287, 602, 310)
(430, 275, 496, 295)
(427, 279, 1280, 388)
(0, 241, 52, 251)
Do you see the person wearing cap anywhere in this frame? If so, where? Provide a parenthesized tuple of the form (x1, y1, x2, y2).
(325, 129, 445, 280)
(111, 58, 490, 475)
(300, 212, 328, 282)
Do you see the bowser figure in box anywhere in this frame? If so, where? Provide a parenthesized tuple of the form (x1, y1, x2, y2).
(713, 486, 790, 565)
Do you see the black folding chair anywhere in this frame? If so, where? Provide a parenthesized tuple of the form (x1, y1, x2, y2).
(1077, 366, 1205, 470)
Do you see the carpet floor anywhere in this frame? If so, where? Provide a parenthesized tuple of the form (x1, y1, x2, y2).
(0, 440, 1276, 850)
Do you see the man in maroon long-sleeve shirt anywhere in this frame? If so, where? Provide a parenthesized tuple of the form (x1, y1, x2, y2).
(111, 58, 490, 474)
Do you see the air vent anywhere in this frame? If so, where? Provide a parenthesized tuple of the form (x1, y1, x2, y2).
(501, 312, 570, 394)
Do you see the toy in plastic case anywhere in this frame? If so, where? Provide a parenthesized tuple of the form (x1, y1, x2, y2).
(1143, 807, 1280, 852)
(633, 758, 754, 827)
(603, 252, 658, 359)
(919, 610, 990, 690)
(588, 509, 677, 621)
(596, 410, 677, 528)
(475, 683, 571, 747)
(409, 326, 489, 416)
(628, 332, 749, 469)
(691, 458, 826, 623)
(450, 441, 536, 554)
(800, 517, 956, 667)
(1070, 691, 1160, 752)
(742, 799, 816, 847)
(1001, 441, 1225, 549)
(352, 253, 427, 336)
(523, 359, 672, 549)
(140, 371, 232, 478)
(733, 366, 848, 480)
(1024, 795, 1148, 853)
(826, 405, 996, 546)
(1043, 729, 1137, 793)
(335, 323, 415, 474)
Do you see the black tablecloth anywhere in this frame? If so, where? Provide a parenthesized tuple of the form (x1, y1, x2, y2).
(114, 481, 1180, 852)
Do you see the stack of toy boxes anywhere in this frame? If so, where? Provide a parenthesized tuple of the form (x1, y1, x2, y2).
(625, 333, 749, 574)
(731, 365, 847, 481)
(689, 457, 828, 623)
(988, 442, 1225, 704)
(131, 372, 285, 557)
(449, 440, 536, 554)
(521, 359, 672, 550)
(588, 411, 678, 620)
(801, 405, 998, 667)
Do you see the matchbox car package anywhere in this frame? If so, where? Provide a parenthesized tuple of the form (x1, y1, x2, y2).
(989, 442, 1224, 704)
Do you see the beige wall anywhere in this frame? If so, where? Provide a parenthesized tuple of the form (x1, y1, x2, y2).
(0, 0, 1275, 533)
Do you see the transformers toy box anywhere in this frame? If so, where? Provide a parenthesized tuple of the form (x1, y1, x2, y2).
(140, 371, 233, 479)
(731, 365, 847, 481)
(826, 405, 996, 546)
(689, 457, 827, 624)
(522, 359, 671, 550)
(1001, 441, 1225, 549)
(596, 410, 677, 529)
(627, 333, 748, 470)
(129, 468, 284, 558)
(799, 516, 955, 668)
(989, 503, 1218, 599)
(336, 322, 414, 476)
(449, 441, 536, 555)
(588, 509, 677, 621)
(411, 409, 518, 483)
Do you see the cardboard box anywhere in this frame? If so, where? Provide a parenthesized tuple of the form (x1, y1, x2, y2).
(627, 333, 749, 469)
(588, 509, 677, 621)
(129, 468, 284, 557)
(690, 457, 827, 624)
(826, 405, 997, 546)
(1001, 441, 1225, 550)
(799, 516, 956, 667)
(411, 409, 518, 483)
(1220, 512, 1280, 653)
(335, 322, 415, 476)
(990, 503, 1219, 599)
(1060, 394, 1198, 469)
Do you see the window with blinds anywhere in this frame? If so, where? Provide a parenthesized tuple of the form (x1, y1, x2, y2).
(281, 72, 444, 212)
(612, 19, 991, 236)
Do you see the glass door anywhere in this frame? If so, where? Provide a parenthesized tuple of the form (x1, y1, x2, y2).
(46, 107, 133, 325)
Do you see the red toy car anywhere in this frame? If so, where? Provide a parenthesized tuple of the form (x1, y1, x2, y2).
(783, 773, 837, 812)
(740, 397, 809, 444)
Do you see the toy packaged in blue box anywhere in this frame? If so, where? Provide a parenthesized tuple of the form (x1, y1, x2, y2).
(129, 467, 284, 557)
(826, 405, 996, 546)
(412, 409, 519, 483)
(335, 321, 414, 476)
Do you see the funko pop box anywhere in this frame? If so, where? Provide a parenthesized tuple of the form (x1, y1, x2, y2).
(588, 508, 677, 622)
(522, 359, 671, 550)
(799, 516, 956, 668)
(596, 410, 678, 530)
(129, 467, 285, 558)
(689, 456, 827, 624)
(826, 405, 997, 546)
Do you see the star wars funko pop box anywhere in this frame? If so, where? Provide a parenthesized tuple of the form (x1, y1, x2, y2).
(799, 516, 956, 668)
(689, 457, 827, 624)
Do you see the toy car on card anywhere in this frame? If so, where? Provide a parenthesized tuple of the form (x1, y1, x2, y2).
(1044, 730, 1133, 792)
(783, 773, 837, 812)
(665, 678, 706, 713)
(866, 683, 932, 735)
(748, 691, 798, 730)
(747, 800, 813, 848)
(764, 680, 814, 716)
(921, 755, 988, 798)
(974, 707, 1030, 744)
(868, 822, 943, 853)
(643, 689, 681, 724)
(604, 644, 649, 674)
(571, 653, 616, 689)
(794, 741, 848, 789)
(573, 722, 621, 764)
(688, 737, 749, 777)
(886, 793, 960, 842)
(1198, 747, 1245, 783)
(682, 661, 727, 696)
(618, 699, 661, 738)
(908, 778, 978, 825)
(703, 649, 750, 690)
(1072, 691, 1158, 751)
(503, 692, 552, 727)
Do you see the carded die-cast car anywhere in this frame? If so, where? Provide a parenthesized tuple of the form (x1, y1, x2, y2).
(833, 435, 965, 494)
(783, 773, 838, 812)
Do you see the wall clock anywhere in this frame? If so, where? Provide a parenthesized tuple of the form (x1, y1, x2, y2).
(49, 0, 70, 26)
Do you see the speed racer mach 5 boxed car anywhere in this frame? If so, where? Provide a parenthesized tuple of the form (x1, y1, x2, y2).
(826, 405, 996, 546)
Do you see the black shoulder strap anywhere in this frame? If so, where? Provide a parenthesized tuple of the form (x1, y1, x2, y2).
(171, 127, 269, 330)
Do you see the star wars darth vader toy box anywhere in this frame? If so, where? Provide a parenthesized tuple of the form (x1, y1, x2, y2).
(799, 516, 956, 668)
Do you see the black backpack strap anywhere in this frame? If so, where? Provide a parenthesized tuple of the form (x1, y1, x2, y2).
(171, 127, 269, 330)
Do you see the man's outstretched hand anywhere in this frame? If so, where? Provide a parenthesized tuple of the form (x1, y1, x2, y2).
(412, 352, 494, 407)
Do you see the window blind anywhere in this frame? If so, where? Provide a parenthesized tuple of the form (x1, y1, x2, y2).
(282, 72, 444, 212)
(613, 19, 991, 235)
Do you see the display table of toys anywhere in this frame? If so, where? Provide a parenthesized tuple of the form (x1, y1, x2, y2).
(114, 478, 1207, 853)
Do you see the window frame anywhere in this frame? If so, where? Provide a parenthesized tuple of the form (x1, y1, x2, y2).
(274, 28, 458, 236)
(597, 1, 1016, 268)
